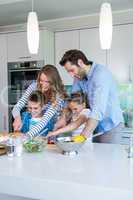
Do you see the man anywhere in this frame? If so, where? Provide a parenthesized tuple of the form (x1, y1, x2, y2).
(59, 49, 124, 144)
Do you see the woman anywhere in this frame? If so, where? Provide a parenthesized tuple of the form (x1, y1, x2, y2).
(12, 65, 65, 138)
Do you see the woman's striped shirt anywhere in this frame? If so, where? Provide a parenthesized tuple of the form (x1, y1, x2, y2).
(12, 82, 64, 137)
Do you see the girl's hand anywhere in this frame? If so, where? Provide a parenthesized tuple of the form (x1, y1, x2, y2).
(13, 116, 22, 131)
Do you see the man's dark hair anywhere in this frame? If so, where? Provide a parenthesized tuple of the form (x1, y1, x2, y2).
(59, 49, 93, 66)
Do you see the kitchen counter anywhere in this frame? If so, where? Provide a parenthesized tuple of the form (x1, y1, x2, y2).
(0, 143, 133, 200)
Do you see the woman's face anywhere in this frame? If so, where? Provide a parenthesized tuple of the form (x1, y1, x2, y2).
(39, 73, 51, 92)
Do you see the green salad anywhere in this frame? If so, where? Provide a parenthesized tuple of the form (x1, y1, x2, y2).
(23, 138, 47, 152)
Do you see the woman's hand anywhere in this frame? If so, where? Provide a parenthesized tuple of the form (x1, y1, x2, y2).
(13, 116, 22, 131)
(47, 131, 57, 138)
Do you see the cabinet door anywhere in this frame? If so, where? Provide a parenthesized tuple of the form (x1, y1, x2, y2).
(42, 30, 54, 65)
(55, 30, 79, 85)
(109, 24, 133, 83)
(80, 28, 106, 65)
(7, 31, 43, 62)
(0, 35, 8, 132)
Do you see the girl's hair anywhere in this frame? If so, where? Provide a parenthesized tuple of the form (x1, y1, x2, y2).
(64, 92, 88, 124)
(37, 65, 66, 103)
(67, 91, 88, 106)
(28, 90, 45, 107)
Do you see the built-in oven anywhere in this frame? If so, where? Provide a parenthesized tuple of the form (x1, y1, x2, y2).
(8, 60, 44, 131)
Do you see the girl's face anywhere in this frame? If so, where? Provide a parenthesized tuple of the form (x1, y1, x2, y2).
(28, 101, 42, 118)
(39, 73, 51, 92)
(68, 101, 84, 115)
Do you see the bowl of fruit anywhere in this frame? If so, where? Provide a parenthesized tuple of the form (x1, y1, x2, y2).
(55, 134, 86, 155)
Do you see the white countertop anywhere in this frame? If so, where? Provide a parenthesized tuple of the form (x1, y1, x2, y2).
(0, 142, 133, 200)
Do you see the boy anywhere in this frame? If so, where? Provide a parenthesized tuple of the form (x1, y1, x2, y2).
(21, 90, 54, 136)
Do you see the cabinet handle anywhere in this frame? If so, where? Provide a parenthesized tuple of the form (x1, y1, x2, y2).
(19, 56, 32, 59)
(3, 115, 7, 131)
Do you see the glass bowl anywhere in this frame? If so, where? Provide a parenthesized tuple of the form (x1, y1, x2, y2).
(23, 137, 47, 153)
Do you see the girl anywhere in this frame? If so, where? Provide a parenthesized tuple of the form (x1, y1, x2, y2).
(47, 92, 92, 140)
(12, 65, 66, 138)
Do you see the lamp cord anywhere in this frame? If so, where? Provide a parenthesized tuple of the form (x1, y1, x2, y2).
(32, 0, 34, 12)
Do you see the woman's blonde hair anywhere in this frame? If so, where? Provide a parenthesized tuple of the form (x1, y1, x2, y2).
(37, 65, 66, 103)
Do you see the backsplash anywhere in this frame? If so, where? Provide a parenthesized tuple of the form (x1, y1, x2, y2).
(119, 83, 133, 110)
(119, 83, 133, 127)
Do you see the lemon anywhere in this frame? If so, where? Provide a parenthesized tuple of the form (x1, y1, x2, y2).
(72, 135, 86, 142)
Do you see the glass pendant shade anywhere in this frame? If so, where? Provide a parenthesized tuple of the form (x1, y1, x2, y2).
(27, 11, 39, 54)
(99, 3, 113, 50)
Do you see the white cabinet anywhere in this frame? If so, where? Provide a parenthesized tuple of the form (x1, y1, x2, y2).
(80, 24, 133, 83)
(55, 30, 79, 85)
(79, 28, 106, 65)
(55, 24, 133, 84)
(109, 24, 133, 83)
(0, 34, 8, 132)
(42, 30, 54, 65)
(7, 30, 54, 64)
(7, 31, 43, 62)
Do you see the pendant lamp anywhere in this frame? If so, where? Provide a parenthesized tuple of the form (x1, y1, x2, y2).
(27, 0, 39, 54)
(99, 3, 113, 50)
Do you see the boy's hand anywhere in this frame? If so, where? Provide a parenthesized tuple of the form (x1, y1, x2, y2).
(13, 116, 22, 131)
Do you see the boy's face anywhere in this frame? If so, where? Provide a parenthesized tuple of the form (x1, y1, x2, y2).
(68, 101, 84, 115)
(28, 101, 42, 118)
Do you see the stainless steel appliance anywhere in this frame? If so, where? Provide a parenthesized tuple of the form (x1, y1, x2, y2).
(8, 60, 44, 131)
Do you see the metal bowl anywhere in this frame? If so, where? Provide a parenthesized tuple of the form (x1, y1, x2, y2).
(55, 136, 85, 155)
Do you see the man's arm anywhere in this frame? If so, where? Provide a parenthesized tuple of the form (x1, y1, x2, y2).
(81, 118, 98, 137)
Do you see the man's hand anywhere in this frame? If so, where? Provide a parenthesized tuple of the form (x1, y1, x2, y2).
(13, 116, 22, 131)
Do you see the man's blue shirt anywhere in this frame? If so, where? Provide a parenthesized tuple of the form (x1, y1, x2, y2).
(72, 62, 123, 133)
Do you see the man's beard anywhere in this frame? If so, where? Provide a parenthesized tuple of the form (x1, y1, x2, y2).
(78, 68, 87, 80)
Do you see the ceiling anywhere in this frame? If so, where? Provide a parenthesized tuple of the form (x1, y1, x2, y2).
(0, 0, 133, 26)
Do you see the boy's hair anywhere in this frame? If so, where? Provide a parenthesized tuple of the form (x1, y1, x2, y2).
(59, 49, 93, 66)
(28, 90, 45, 106)
(67, 92, 88, 107)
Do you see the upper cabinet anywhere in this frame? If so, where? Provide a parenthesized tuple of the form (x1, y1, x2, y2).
(109, 24, 133, 83)
(55, 30, 79, 85)
(7, 30, 54, 64)
(79, 28, 106, 65)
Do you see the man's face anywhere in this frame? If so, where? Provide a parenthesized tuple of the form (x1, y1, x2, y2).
(64, 61, 86, 80)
